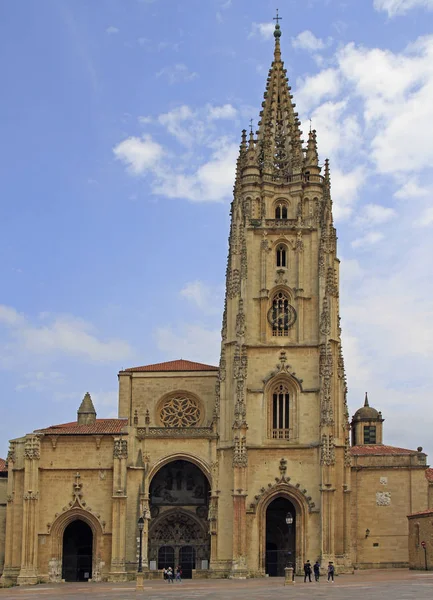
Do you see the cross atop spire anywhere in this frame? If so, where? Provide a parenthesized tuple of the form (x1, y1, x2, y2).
(273, 8, 282, 25)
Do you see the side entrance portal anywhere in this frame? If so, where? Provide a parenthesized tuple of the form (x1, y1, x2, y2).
(62, 520, 93, 582)
(265, 497, 296, 577)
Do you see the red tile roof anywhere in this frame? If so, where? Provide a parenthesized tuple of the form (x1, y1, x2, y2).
(426, 468, 433, 482)
(408, 509, 433, 518)
(35, 419, 128, 435)
(351, 444, 419, 456)
(121, 359, 219, 373)
(0, 458, 6, 473)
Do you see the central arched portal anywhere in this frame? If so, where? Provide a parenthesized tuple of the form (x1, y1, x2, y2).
(149, 459, 210, 577)
(265, 497, 296, 577)
(62, 520, 93, 582)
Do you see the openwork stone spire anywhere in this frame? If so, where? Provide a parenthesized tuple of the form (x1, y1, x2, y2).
(305, 128, 319, 168)
(256, 18, 304, 178)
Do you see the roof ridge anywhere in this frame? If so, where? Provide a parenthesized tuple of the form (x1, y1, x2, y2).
(121, 358, 218, 373)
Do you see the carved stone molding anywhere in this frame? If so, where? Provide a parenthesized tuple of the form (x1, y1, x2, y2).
(24, 436, 40, 460)
(113, 439, 128, 459)
(320, 297, 331, 336)
(248, 459, 316, 513)
(320, 434, 336, 466)
(263, 351, 303, 388)
(233, 435, 247, 468)
(136, 427, 217, 440)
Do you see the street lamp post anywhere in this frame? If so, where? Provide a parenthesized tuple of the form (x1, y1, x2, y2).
(136, 516, 145, 591)
(284, 511, 295, 585)
(137, 516, 144, 573)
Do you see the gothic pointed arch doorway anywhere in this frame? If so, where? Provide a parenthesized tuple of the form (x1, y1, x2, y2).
(265, 497, 296, 577)
(62, 520, 93, 581)
(148, 459, 210, 577)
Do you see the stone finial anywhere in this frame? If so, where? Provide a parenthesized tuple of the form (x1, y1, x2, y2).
(364, 392, 369, 407)
(305, 129, 319, 167)
(324, 158, 330, 182)
(77, 392, 97, 425)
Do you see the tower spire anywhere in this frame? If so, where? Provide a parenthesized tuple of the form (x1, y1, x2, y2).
(255, 11, 304, 178)
(364, 392, 369, 407)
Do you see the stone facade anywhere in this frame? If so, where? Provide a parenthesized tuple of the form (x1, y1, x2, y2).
(0, 21, 431, 586)
(0, 459, 7, 576)
(408, 508, 433, 570)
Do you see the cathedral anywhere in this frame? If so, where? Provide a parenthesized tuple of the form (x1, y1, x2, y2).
(1, 21, 432, 585)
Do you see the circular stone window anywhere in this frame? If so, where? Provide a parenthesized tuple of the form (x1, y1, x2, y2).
(160, 395, 201, 428)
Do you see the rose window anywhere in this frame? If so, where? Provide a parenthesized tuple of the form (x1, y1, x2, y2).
(160, 396, 201, 427)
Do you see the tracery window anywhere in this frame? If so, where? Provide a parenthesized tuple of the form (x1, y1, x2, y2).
(269, 290, 296, 336)
(276, 244, 287, 268)
(160, 396, 201, 427)
(271, 383, 290, 439)
(275, 203, 288, 219)
(363, 425, 376, 444)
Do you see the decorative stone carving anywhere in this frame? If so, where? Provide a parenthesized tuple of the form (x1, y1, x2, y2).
(160, 396, 201, 428)
(23, 491, 39, 501)
(326, 267, 338, 297)
(136, 427, 216, 439)
(344, 437, 352, 467)
(145, 409, 150, 425)
(228, 269, 241, 298)
(49, 436, 58, 450)
(221, 302, 227, 340)
(94, 436, 102, 450)
(248, 459, 316, 513)
(236, 299, 246, 337)
(320, 297, 331, 336)
(263, 350, 303, 388)
(320, 434, 336, 466)
(376, 491, 391, 506)
(319, 343, 334, 426)
(380, 477, 388, 485)
(233, 435, 247, 467)
(113, 439, 128, 459)
(295, 230, 304, 252)
(275, 268, 288, 285)
(24, 436, 40, 460)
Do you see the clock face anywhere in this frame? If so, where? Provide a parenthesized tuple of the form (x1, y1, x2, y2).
(267, 303, 297, 330)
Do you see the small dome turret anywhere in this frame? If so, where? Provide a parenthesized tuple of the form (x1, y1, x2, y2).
(351, 393, 384, 446)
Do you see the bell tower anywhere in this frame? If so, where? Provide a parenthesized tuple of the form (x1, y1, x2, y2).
(214, 16, 352, 576)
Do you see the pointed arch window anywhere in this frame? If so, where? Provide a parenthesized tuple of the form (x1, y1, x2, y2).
(275, 203, 288, 219)
(271, 382, 290, 439)
(269, 290, 296, 336)
(276, 244, 287, 268)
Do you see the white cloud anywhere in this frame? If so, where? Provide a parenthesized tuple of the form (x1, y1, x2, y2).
(356, 203, 397, 227)
(0, 305, 133, 364)
(292, 30, 327, 52)
(351, 231, 385, 248)
(154, 139, 238, 203)
(16, 371, 64, 391)
(330, 166, 365, 221)
(113, 134, 164, 175)
(394, 179, 430, 199)
(374, 0, 433, 17)
(296, 69, 341, 113)
(415, 207, 433, 226)
(180, 281, 224, 315)
(155, 324, 220, 366)
(156, 63, 198, 84)
(249, 22, 274, 41)
(207, 104, 237, 120)
(106, 26, 119, 34)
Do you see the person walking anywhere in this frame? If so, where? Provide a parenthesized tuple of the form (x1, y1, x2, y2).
(175, 565, 182, 582)
(163, 567, 167, 581)
(303, 560, 312, 582)
(167, 567, 174, 583)
(313, 560, 320, 582)
(327, 561, 335, 583)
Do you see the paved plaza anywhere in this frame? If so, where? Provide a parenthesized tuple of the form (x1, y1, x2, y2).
(1, 570, 433, 600)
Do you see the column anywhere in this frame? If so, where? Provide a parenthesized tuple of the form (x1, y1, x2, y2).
(109, 438, 128, 582)
(17, 437, 40, 586)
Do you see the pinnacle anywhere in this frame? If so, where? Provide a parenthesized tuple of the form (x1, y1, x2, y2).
(364, 392, 369, 407)
(305, 129, 319, 168)
(77, 392, 97, 424)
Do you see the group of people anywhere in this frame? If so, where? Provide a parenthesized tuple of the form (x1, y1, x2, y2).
(303, 560, 335, 583)
(163, 566, 182, 582)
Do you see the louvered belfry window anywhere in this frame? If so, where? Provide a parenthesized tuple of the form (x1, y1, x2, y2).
(272, 383, 290, 439)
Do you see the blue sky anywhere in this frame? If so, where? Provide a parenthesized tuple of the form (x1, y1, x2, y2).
(1, 0, 433, 460)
